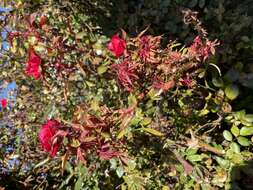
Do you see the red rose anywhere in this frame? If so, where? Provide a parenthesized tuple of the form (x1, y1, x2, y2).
(108, 35, 126, 58)
(1, 99, 7, 109)
(39, 119, 61, 158)
(26, 46, 42, 79)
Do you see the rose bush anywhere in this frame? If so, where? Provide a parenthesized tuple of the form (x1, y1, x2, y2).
(1, 1, 253, 189)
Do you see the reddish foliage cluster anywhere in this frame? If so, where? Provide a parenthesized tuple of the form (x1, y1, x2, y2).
(112, 59, 139, 91)
(153, 77, 175, 92)
(26, 46, 42, 79)
(138, 35, 161, 63)
(108, 33, 218, 92)
(69, 107, 123, 163)
(166, 51, 183, 65)
(180, 75, 193, 88)
(39, 106, 123, 163)
(189, 36, 219, 61)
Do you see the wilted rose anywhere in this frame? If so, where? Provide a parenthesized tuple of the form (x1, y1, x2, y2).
(39, 119, 62, 158)
(108, 35, 126, 58)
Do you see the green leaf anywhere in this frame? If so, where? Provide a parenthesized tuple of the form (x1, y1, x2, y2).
(237, 136, 250, 146)
(97, 65, 108, 75)
(147, 88, 162, 101)
(74, 177, 83, 190)
(128, 94, 137, 106)
(140, 117, 152, 126)
(110, 159, 117, 170)
(212, 77, 224, 88)
(230, 142, 240, 153)
(117, 127, 129, 139)
(223, 130, 233, 141)
(186, 148, 198, 156)
(215, 156, 230, 169)
(235, 110, 246, 120)
(243, 114, 253, 123)
(34, 44, 46, 53)
(141, 128, 164, 137)
(127, 160, 136, 171)
(116, 166, 124, 178)
(231, 125, 240, 137)
(225, 84, 239, 100)
(187, 154, 203, 162)
(240, 127, 253, 136)
(241, 118, 252, 126)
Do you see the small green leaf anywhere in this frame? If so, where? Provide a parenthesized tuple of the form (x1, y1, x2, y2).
(187, 155, 203, 162)
(127, 160, 136, 171)
(212, 77, 224, 88)
(140, 117, 152, 126)
(235, 110, 246, 120)
(230, 142, 240, 153)
(237, 136, 250, 146)
(71, 139, 81, 148)
(97, 65, 108, 75)
(198, 70, 206, 78)
(117, 128, 128, 139)
(225, 84, 239, 100)
(110, 159, 117, 170)
(240, 127, 253, 136)
(215, 156, 230, 169)
(223, 130, 233, 141)
(243, 114, 253, 123)
(141, 128, 164, 137)
(231, 125, 240, 137)
(116, 166, 124, 178)
(128, 93, 137, 106)
(241, 119, 252, 127)
(74, 177, 83, 190)
(186, 148, 198, 156)
(34, 45, 46, 53)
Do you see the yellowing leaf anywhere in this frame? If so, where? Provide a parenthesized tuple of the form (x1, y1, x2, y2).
(225, 84, 239, 100)
(141, 128, 164, 137)
(117, 128, 128, 139)
(97, 65, 108, 75)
